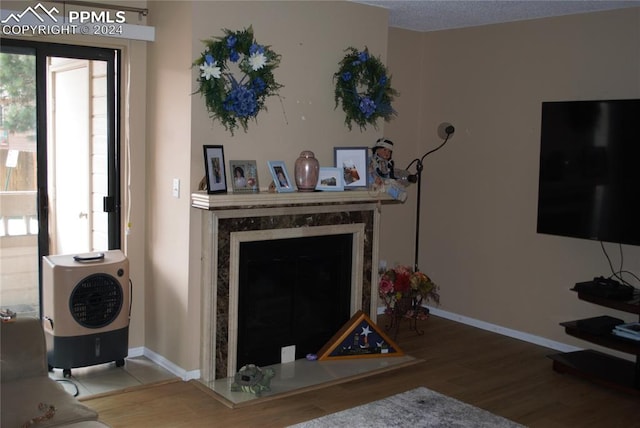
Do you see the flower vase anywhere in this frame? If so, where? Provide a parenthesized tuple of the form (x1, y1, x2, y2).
(294, 151, 319, 192)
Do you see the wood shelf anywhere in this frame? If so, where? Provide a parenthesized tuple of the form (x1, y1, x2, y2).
(551, 287, 640, 392)
(572, 289, 640, 315)
(560, 320, 640, 356)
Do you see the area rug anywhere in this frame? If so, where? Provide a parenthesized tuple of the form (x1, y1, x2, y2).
(288, 386, 525, 428)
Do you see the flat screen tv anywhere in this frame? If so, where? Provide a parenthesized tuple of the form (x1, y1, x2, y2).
(537, 99, 640, 246)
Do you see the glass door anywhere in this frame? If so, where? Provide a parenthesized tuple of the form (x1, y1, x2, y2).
(0, 40, 121, 318)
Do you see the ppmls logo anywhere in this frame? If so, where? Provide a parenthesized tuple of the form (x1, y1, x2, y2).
(2, 2, 126, 37)
(1, 3, 59, 25)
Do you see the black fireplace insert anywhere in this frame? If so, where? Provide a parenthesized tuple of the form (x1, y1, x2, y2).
(237, 234, 353, 368)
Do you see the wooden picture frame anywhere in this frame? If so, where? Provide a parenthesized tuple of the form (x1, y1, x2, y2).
(316, 167, 344, 191)
(267, 161, 295, 193)
(334, 146, 368, 189)
(203, 145, 227, 194)
(229, 160, 259, 193)
(317, 310, 404, 360)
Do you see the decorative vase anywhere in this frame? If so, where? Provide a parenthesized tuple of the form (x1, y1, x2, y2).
(294, 150, 319, 192)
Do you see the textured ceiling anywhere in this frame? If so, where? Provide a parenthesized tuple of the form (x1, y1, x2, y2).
(351, 0, 640, 32)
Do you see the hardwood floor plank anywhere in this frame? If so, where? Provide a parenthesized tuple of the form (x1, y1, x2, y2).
(83, 316, 640, 427)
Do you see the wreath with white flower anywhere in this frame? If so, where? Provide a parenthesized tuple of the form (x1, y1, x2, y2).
(194, 26, 283, 135)
(334, 47, 398, 131)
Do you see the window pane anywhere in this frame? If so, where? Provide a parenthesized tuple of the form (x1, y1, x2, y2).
(0, 50, 39, 317)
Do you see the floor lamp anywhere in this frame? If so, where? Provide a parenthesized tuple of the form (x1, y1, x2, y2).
(404, 123, 455, 272)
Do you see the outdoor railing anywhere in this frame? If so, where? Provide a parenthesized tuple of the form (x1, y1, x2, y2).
(0, 191, 39, 314)
(0, 191, 38, 239)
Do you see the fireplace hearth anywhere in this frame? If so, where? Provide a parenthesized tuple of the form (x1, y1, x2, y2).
(193, 191, 395, 380)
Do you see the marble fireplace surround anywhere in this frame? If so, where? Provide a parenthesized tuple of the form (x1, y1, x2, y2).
(192, 191, 394, 381)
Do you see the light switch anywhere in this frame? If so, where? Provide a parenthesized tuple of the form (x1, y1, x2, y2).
(172, 178, 180, 198)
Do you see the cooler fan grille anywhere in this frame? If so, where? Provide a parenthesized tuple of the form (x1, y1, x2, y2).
(69, 273, 124, 328)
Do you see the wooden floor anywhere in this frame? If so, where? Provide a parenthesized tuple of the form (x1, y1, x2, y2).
(82, 315, 640, 427)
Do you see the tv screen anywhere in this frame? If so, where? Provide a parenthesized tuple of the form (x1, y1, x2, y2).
(537, 99, 640, 246)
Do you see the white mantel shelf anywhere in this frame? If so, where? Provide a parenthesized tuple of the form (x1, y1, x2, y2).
(191, 190, 397, 210)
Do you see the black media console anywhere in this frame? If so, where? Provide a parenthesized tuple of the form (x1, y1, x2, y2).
(548, 288, 640, 394)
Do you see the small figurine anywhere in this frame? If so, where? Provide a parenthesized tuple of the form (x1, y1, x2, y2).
(0, 308, 16, 321)
(369, 138, 407, 201)
(230, 364, 275, 396)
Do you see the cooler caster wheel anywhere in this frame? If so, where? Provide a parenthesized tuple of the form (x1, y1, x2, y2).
(63, 369, 71, 377)
(115, 359, 125, 367)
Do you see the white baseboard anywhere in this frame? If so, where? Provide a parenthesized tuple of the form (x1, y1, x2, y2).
(127, 346, 200, 381)
(378, 305, 581, 353)
(127, 346, 144, 358)
(130, 308, 581, 379)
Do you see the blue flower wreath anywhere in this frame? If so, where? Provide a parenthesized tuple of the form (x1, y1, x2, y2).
(334, 47, 398, 131)
(194, 26, 283, 135)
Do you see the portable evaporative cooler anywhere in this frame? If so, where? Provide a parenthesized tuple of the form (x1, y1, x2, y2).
(42, 250, 130, 376)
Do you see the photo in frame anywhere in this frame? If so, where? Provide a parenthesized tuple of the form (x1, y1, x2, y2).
(229, 160, 259, 193)
(334, 146, 368, 189)
(203, 145, 227, 194)
(267, 160, 295, 193)
(316, 167, 344, 191)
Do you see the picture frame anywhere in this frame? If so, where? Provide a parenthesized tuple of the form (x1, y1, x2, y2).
(267, 161, 295, 193)
(229, 160, 260, 193)
(334, 146, 368, 189)
(203, 145, 227, 194)
(316, 167, 344, 191)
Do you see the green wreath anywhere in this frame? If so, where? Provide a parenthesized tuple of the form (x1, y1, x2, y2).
(194, 26, 283, 135)
(334, 47, 398, 131)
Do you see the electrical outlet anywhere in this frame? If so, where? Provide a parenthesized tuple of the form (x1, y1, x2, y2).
(281, 345, 296, 364)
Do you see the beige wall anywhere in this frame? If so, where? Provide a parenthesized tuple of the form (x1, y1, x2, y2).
(384, 8, 640, 355)
(147, 0, 389, 372)
(378, 27, 425, 269)
(132, 2, 640, 373)
(145, 1, 195, 370)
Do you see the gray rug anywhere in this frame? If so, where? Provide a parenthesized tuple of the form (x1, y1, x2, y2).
(288, 386, 525, 428)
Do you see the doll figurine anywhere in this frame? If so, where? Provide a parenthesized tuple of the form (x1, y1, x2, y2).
(369, 138, 407, 202)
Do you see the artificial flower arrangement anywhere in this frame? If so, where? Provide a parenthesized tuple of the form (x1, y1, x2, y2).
(379, 265, 440, 320)
(333, 47, 398, 130)
(194, 26, 283, 135)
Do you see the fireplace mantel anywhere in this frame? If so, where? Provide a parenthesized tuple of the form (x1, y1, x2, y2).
(192, 189, 398, 381)
(191, 189, 395, 210)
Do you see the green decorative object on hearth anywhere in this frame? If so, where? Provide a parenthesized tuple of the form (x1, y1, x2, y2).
(230, 364, 275, 396)
(333, 46, 398, 131)
(193, 26, 283, 135)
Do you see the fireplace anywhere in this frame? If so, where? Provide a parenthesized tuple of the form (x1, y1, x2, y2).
(237, 233, 353, 368)
(193, 191, 393, 380)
